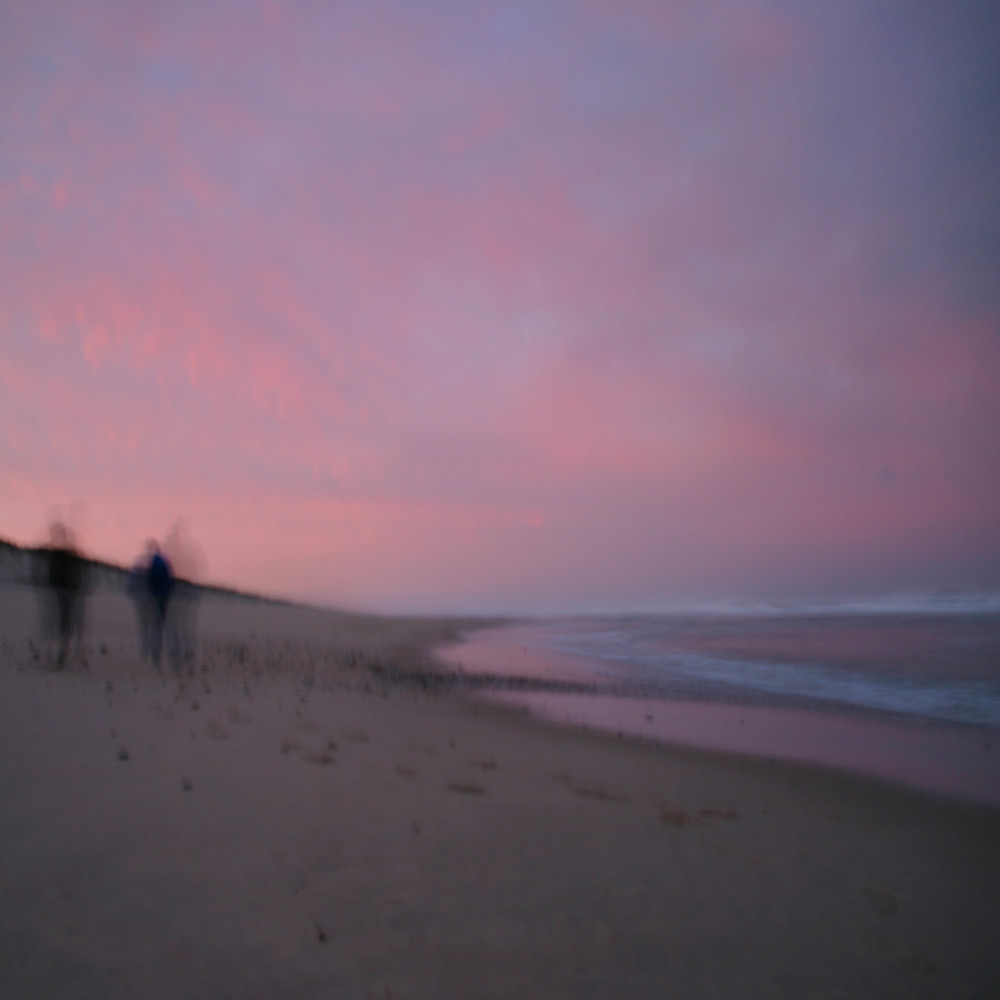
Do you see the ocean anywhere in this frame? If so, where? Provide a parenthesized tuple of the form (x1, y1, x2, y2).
(437, 599, 1000, 806)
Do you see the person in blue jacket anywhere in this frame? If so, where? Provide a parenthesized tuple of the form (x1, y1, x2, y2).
(142, 539, 174, 671)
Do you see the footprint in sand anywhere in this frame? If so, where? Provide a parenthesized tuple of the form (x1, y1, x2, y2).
(698, 807, 738, 820)
(447, 782, 488, 795)
(227, 705, 252, 725)
(660, 805, 738, 828)
(572, 786, 628, 803)
(551, 773, 627, 803)
(464, 756, 497, 771)
(660, 808, 695, 828)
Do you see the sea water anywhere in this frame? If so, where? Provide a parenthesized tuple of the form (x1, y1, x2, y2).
(438, 598, 1000, 805)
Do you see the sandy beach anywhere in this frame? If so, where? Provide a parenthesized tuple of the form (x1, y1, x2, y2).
(2, 582, 999, 999)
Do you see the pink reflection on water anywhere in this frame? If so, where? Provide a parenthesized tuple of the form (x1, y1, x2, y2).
(439, 628, 1000, 807)
(495, 694, 1000, 807)
(438, 624, 601, 684)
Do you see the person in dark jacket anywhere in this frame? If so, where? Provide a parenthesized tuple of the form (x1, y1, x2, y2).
(142, 539, 174, 671)
(45, 522, 86, 668)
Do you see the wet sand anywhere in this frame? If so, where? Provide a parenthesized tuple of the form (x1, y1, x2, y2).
(438, 626, 1000, 807)
(1, 584, 999, 999)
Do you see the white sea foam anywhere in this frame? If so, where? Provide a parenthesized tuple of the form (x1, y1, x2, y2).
(555, 591, 1000, 618)
(519, 611, 1000, 728)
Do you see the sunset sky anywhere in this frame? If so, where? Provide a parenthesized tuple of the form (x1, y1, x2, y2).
(2, 0, 998, 613)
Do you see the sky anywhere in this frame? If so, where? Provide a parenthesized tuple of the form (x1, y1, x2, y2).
(1, 0, 998, 613)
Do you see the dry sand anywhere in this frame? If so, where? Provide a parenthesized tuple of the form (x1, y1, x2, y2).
(1, 582, 998, 999)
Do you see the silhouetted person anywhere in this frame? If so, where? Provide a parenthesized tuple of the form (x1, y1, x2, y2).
(134, 540, 174, 671)
(44, 522, 85, 668)
(163, 520, 205, 671)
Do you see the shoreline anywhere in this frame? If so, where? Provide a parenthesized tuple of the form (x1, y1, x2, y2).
(3, 584, 1000, 997)
(436, 622, 1000, 810)
(8, 577, 1000, 809)
(476, 691, 1000, 810)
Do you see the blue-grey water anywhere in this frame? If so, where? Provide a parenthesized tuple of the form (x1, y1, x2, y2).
(439, 599, 1000, 804)
(518, 609, 1000, 728)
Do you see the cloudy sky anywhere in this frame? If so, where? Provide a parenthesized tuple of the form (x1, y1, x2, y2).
(2, 0, 998, 612)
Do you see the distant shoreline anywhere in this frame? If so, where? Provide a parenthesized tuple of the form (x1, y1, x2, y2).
(437, 620, 1000, 809)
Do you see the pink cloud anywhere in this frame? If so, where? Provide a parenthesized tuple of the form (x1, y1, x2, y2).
(1, 0, 997, 610)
